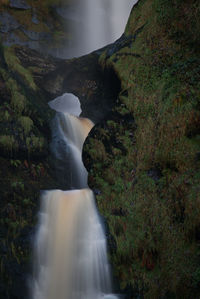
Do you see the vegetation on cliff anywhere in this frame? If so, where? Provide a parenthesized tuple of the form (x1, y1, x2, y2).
(0, 26, 118, 299)
(0, 42, 58, 298)
(84, 0, 200, 297)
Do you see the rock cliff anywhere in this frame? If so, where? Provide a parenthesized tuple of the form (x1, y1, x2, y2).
(84, 0, 200, 297)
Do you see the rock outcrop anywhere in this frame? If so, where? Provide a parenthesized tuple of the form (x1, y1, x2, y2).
(0, 0, 70, 56)
(13, 45, 120, 122)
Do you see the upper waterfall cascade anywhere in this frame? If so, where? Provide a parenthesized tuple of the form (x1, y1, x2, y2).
(67, 0, 138, 57)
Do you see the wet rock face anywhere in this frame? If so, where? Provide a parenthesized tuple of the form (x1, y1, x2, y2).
(31, 9, 40, 25)
(0, 1, 69, 58)
(0, 8, 47, 51)
(21, 28, 52, 42)
(0, 12, 20, 33)
(9, 0, 31, 10)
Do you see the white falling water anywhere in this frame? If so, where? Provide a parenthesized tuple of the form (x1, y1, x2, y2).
(49, 93, 82, 116)
(32, 0, 137, 297)
(32, 189, 115, 299)
(50, 107, 93, 188)
(31, 94, 119, 299)
(66, 0, 138, 57)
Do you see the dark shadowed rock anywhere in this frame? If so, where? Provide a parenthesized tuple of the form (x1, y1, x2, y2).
(14, 46, 120, 123)
(4, 32, 41, 50)
(147, 168, 162, 182)
(32, 9, 40, 25)
(3, 32, 24, 46)
(9, 0, 31, 10)
(21, 28, 52, 41)
(0, 12, 20, 33)
(105, 24, 145, 59)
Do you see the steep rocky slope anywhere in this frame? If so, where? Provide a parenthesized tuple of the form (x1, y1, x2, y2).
(83, 0, 200, 297)
(0, 42, 58, 299)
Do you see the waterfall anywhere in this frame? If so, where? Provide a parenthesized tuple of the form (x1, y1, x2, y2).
(32, 189, 114, 299)
(49, 103, 93, 189)
(31, 0, 138, 297)
(31, 94, 119, 298)
(66, 0, 137, 57)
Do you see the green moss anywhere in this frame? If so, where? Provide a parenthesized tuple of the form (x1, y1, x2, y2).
(0, 67, 8, 80)
(18, 116, 33, 135)
(0, 135, 18, 153)
(0, 4, 64, 296)
(5, 77, 18, 92)
(10, 91, 27, 114)
(26, 135, 46, 153)
(4, 46, 37, 91)
(88, 0, 200, 297)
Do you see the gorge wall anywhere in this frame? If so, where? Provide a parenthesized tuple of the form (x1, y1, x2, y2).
(0, 1, 121, 297)
(84, 0, 200, 297)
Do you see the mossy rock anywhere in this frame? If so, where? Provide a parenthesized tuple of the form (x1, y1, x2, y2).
(85, 0, 200, 297)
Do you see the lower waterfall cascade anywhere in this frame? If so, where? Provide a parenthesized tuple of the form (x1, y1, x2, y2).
(31, 93, 119, 299)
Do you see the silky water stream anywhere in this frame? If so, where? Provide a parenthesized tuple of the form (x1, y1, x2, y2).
(31, 94, 118, 299)
(31, 0, 139, 297)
